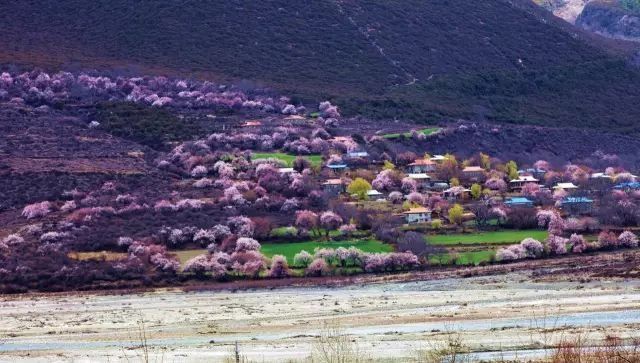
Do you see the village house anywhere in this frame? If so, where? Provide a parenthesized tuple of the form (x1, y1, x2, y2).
(443, 186, 471, 202)
(589, 172, 613, 189)
(518, 168, 547, 180)
(430, 155, 446, 163)
(461, 166, 486, 182)
(614, 182, 640, 191)
(346, 151, 369, 160)
(553, 182, 579, 193)
(403, 207, 432, 224)
(509, 175, 539, 191)
(407, 158, 437, 173)
(322, 179, 345, 195)
(408, 173, 432, 189)
(504, 197, 534, 208)
(367, 189, 384, 201)
(326, 164, 348, 174)
(560, 197, 594, 215)
(430, 182, 449, 191)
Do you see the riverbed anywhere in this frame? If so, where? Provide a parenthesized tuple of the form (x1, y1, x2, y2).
(1, 269, 639, 362)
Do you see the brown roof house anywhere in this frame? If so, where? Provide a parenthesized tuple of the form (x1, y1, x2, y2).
(407, 158, 437, 174)
(322, 179, 345, 195)
(461, 166, 486, 183)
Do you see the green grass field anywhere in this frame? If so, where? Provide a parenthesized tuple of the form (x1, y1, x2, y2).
(430, 250, 495, 266)
(252, 152, 323, 167)
(428, 230, 548, 246)
(382, 127, 441, 139)
(270, 226, 347, 238)
(261, 239, 392, 262)
(172, 239, 393, 267)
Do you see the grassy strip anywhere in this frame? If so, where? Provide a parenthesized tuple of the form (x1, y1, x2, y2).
(428, 230, 548, 246)
(252, 152, 323, 167)
(170, 239, 392, 267)
(382, 127, 440, 139)
(429, 250, 496, 266)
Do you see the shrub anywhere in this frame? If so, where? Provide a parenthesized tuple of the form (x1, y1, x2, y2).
(520, 238, 544, 258)
(618, 231, 639, 248)
(598, 231, 618, 249)
(547, 235, 569, 255)
(268, 255, 290, 278)
(22, 201, 52, 219)
(569, 234, 588, 253)
(293, 250, 314, 268)
(305, 258, 330, 276)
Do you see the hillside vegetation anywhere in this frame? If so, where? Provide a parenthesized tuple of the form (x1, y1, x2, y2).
(2, 0, 640, 133)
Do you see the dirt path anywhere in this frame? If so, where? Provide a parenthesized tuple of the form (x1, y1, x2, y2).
(1, 269, 640, 362)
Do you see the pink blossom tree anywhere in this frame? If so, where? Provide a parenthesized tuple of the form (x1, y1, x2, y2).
(569, 234, 588, 253)
(235, 237, 261, 252)
(598, 231, 618, 249)
(227, 216, 255, 237)
(401, 177, 418, 193)
(295, 210, 319, 236)
(230, 250, 265, 277)
(320, 211, 343, 237)
(268, 255, 290, 278)
(618, 231, 639, 248)
(372, 170, 398, 192)
(520, 238, 544, 258)
(305, 258, 329, 276)
(484, 178, 507, 193)
(183, 254, 227, 278)
(547, 235, 568, 255)
(22, 201, 52, 219)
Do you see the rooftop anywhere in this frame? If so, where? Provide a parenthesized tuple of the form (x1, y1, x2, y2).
(409, 158, 436, 166)
(403, 207, 430, 214)
(510, 175, 539, 183)
(554, 182, 578, 189)
(408, 173, 431, 180)
(562, 197, 593, 204)
(323, 179, 343, 185)
(462, 166, 485, 172)
(505, 197, 533, 205)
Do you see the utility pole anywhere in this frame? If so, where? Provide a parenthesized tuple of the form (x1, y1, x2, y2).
(235, 341, 240, 363)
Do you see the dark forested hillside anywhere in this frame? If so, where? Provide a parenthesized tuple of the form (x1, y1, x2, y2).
(2, 0, 640, 133)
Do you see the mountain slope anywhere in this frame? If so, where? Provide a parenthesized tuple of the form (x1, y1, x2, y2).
(1, 0, 640, 133)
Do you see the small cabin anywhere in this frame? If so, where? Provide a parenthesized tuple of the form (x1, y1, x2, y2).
(407, 159, 437, 174)
(326, 164, 348, 174)
(403, 207, 432, 224)
(322, 179, 345, 195)
(614, 182, 640, 191)
(509, 175, 539, 191)
(560, 197, 594, 215)
(430, 155, 446, 163)
(367, 189, 384, 200)
(443, 186, 471, 201)
(408, 173, 432, 189)
(505, 197, 534, 208)
(347, 151, 369, 160)
(461, 166, 486, 182)
(553, 182, 579, 193)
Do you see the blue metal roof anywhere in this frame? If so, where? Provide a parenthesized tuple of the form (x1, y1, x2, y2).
(327, 164, 347, 169)
(505, 197, 533, 205)
(614, 182, 640, 190)
(562, 197, 593, 204)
